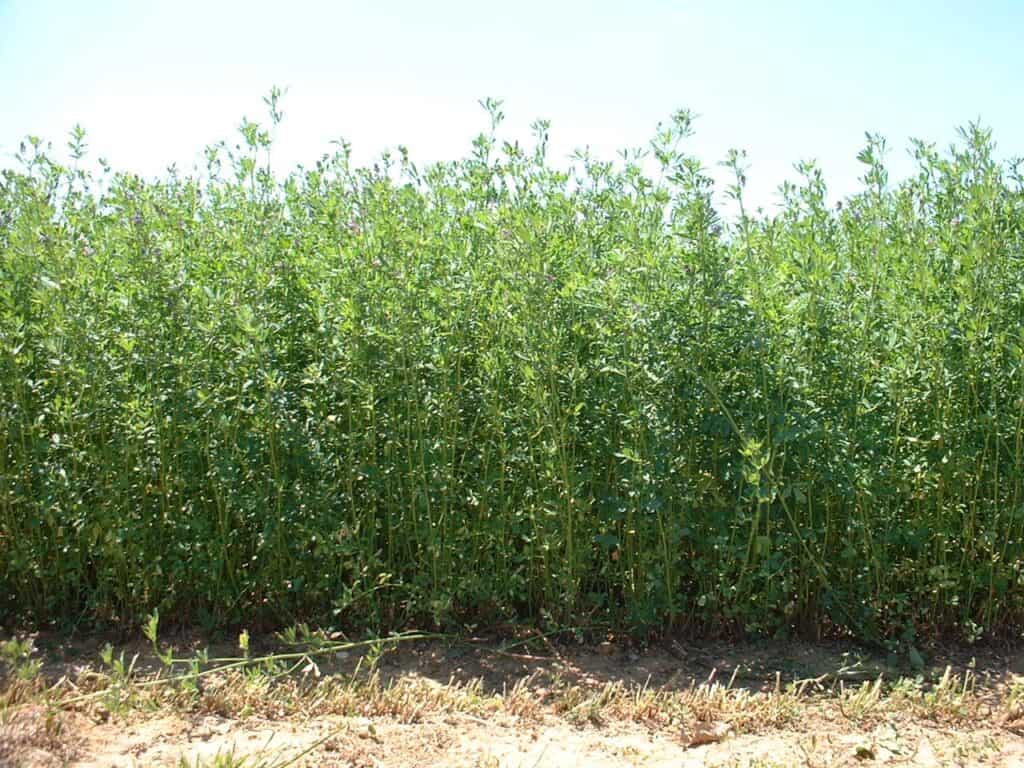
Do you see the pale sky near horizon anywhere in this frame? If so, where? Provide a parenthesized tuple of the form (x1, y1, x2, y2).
(1, 1, 1021, 215)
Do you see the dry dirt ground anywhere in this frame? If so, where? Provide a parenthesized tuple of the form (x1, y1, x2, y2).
(4, 633, 1024, 767)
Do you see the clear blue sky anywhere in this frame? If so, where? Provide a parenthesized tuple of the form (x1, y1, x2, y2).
(1, 0, 1021, 213)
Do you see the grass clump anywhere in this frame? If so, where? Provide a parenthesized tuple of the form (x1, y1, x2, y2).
(1, 94, 1023, 646)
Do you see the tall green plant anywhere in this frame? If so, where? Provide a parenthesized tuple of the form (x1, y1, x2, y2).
(1, 95, 1022, 647)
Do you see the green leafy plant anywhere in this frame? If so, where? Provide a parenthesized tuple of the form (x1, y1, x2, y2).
(0, 637, 41, 681)
(0, 90, 1021, 646)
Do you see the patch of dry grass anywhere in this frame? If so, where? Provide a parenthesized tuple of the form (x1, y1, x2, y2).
(3, 635, 1024, 767)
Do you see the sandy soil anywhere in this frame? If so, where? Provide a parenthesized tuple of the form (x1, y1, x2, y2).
(6, 707, 1021, 767)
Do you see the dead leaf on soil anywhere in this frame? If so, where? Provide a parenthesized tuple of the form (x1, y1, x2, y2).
(685, 720, 732, 748)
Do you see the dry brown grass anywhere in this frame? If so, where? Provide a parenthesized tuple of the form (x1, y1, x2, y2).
(3, 636, 1024, 767)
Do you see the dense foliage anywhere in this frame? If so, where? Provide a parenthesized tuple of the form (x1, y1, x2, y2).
(2, 99, 1023, 649)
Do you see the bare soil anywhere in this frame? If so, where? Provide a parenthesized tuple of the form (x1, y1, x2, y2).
(4, 635, 1024, 767)
(14, 710, 1023, 767)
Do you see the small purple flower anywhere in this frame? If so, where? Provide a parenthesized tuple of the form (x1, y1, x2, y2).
(132, 212, 144, 226)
